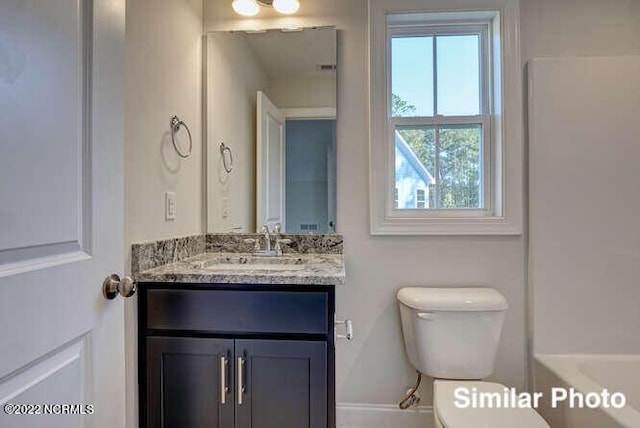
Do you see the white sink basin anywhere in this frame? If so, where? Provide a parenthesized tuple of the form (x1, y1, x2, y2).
(190, 254, 308, 271)
(202, 263, 307, 272)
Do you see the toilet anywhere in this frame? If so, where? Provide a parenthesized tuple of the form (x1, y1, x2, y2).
(397, 287, 549, 427)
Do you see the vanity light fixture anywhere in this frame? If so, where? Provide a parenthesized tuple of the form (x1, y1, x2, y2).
(232, 0, 300, 17)
(272, 0, 300, 14)
(232, 0, 260, 16)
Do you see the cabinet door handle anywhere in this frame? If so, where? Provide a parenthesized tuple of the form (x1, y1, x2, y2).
(220, 356, 228, 404)
(237, 356, 245, 405)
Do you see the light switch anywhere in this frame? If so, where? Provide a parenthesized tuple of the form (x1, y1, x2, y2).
(165, 191, 176, 220)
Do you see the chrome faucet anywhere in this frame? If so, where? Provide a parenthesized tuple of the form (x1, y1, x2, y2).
(248, 224, 290, 257)
(259, 225, 272, 253)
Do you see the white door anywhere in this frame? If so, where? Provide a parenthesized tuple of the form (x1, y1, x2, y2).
(0, 1, 126, 428)
(256, 91, 286, 232)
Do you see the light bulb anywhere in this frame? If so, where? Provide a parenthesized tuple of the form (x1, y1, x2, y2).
(272, 0, 300, 14)
(232, 0, 259, 16)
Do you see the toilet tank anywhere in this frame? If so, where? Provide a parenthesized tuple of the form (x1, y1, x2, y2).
(397, 287, 508, 380)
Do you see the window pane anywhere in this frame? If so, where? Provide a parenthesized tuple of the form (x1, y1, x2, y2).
(436, 35, 480, 116)
(394, 126, 436, 209)
(391, 37, 434, 117)
(438, 124, 482, 208)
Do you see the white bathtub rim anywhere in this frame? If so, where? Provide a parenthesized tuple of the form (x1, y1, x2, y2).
(535, 354, 640, 427)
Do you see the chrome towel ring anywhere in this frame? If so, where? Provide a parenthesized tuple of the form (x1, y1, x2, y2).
(170, 115, 192, 159)
(220, 142, 233, 173)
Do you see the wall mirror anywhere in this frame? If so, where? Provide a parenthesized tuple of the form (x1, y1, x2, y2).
(206, 26, 337, 234)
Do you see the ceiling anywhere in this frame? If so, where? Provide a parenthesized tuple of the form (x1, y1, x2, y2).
(241, 27, 336, 79)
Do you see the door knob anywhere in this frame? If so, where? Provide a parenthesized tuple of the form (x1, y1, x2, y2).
(102, 274, 137, 300)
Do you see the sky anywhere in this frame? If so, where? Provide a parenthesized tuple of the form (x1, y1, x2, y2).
(391, 34, 481, 117)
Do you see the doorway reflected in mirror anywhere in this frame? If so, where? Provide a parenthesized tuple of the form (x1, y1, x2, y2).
(286, 119, 336, 234)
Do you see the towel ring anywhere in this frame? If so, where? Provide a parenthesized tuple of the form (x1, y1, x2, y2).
(170, 116, 192, 159)
(220, 142, 233, 173)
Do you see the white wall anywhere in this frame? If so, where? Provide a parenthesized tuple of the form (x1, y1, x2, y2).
(529, 57, 640, 355)
(204, 0, 527, 408)
(269, 76, 337, 109)
(521, 0, 640, 342)
(125, 1, 203, 427)
(125, 0, 204, 247)
(523, 0, 640, 358)
(206, 33, 269, 232)
(521, 0, 640, 62)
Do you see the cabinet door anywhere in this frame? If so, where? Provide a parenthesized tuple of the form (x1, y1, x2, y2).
(236, 340, 327, 428)
(147, 337, 234, 428)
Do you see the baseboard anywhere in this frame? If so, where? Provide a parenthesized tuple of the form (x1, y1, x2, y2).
(337, 402, 434, 428)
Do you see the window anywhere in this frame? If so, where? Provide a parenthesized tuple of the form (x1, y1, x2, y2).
(415, 188, 427, 209)
(391, 26, 489, 210)
(369, 1, 523, 235)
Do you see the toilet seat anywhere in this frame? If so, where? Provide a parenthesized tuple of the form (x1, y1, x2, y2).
(434, 380, 549, 428)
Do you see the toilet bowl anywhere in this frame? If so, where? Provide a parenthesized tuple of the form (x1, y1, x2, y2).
(433, 380, 549, 428)
(397, 287, 549, 428)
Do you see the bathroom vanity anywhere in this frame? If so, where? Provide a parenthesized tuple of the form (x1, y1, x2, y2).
(133, 234, 345, 428)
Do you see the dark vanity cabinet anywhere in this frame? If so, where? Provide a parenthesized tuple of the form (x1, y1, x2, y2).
(138, 284, 335, 428)
(146, 337, 234, 427)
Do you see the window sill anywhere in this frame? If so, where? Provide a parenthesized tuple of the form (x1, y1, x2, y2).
(370, 214, 522, 236)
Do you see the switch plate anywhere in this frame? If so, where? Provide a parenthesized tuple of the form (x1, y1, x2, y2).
(165, 191, 176, 220)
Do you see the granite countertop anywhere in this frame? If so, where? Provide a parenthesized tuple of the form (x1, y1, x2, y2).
(135, 252, 345, 286)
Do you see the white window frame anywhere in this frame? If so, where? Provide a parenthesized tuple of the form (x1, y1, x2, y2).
(369, 0, 523, 235)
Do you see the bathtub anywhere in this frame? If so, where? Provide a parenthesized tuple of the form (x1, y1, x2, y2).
(534, 355, 640, 427)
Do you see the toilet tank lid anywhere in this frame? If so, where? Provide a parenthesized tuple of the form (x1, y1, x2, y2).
(397, 287, 508, 312)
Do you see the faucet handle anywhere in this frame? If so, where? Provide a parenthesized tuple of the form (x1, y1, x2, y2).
(243, 238, 260, 251)
(274, 238, 292, 255)
(273, 223, 282, 234)
(260, 225, 269, 234)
